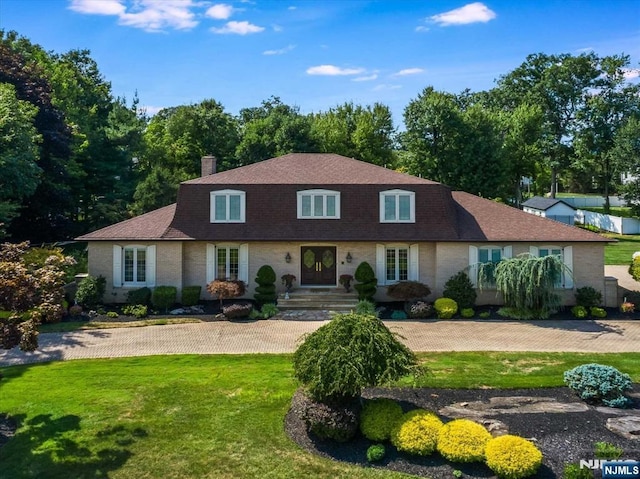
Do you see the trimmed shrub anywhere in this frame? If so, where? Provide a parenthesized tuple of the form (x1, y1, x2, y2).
(223, 303, 253, 319)
(406, 300, 433, 319)
(260, 303, 279, 319)
(122, 304, 148, 319)
(290, 388, 360, 442)
(391, 310, 407, 320)
(354, 300, 377, 317)
(126, 287, 151, 306)
(293, 313, 419, 403)
(390, 409, 443, 456)
(484, 435, 543, 479)
(594, 441, 624, 460)
(366, 444, 386, 463)
(106, 311, 119, 319)
(254, 265, 277, 304)
(437, 419, 491, 463)
(479, 311, 491, 319)
(589, 307, 607, 318)
(575, 286, 602, 308)
(181, 286, 201, 306)
(443, 271, 477, 309)
(434, 298, 458, 319)
(354, 262, 377, 302)
(564, 363, 632, 408)
(359, 398, 403, 441)
(571, 305, 588, 319)
(207, 279, 246, 308)
(563, 463, 594, 479)
(386, 281, 431, 302)
(629, 256, 640, 282)
(152, 286, 177, 313)
(461, 308, 475, 319)
(75, 275, 106, 309)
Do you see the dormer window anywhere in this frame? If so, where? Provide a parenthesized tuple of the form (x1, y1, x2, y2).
(297, 189, 340, 219)
(380, 189, 415, 223)
(210, 189, 245, 223)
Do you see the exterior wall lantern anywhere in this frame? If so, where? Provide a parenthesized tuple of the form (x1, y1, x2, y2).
(285, 252, 292, 263)
(346, 252, 353, 263)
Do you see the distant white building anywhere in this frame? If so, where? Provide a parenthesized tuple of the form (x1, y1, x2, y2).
(522, 197, 576, 225)
(621, 172, 638, 185)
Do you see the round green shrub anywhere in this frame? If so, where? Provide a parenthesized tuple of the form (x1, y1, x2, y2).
(360, 398, 403, 441)
(293, 313, 419, 403)
(390, 310, 407, 320)
(563, 463, 595, 479)
(434, 297, 458, 319)
(575, 286, 602, 308)
(366, 444, 386, 463)
(75, 275, 106, 308)
(589, 307, 607, 318)
(126, 287, 151, 306)
(355, 300, 377, 316)
(354, 262, 377, 301)
(563, 363, 632, 408)
(461, 308, 475, 319)
(571, 305, 588, 319)
(443, 271, 477, 309)
(436, 419, 491, 463)
(484, 435, 543, 479)
(254, 265, 277, 304)
(390, 409, 443, 456)
(181, 285, 201, 306)
(152, 286, 177, 312)
(106, 311, 119, 319)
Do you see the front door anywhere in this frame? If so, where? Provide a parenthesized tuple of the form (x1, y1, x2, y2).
(301, 246, 336, 286)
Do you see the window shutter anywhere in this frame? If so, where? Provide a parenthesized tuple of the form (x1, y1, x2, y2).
(376, 244, 385, 284)
(409, 244, 419, 281)
(113, 245, 122, 287)
(529, 246, 539, 257)
(503, 245, 512, 259)
(239, 243, 249, 284)
(468, 245, 478, 287)
(206, 244, 215, 284)
(563, 246, 574, 289)
(146, 245, 156, 287)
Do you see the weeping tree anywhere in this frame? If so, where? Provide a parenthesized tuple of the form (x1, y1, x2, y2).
(479, 253, 570, 319)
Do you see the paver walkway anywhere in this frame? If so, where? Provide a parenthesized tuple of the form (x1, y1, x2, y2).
(1, 318, 639, 367)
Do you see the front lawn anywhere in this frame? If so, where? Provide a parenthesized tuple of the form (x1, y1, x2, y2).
(1, 353, 639, 478)
(603, 233, 640, 264)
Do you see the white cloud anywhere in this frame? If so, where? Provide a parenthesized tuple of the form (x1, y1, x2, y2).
(272, 24, 283, 32)
(352, 74, 378, 82)
(263, 44, 295, 55)
(429, 2, 496, 26)
(623, 68, 640, 80)
(306, 64, 365, 76)
(372, 84, 402, 91)
(70, 0, 199, 31)
(415, 25, 430, 32)
(205, 4, 234, 20)
(288, 6, 297, 10)
(392, 68, 424, 77)
(69, 0, 125, 15)
(211, 20, 265, 34)
(140, 105, 165, 116)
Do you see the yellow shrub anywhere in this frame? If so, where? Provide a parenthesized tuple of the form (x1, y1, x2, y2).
(485, 435, 543, 479)
(360, 398, 404, 441)
(437, 419, 492, 463)
(390, 409, 443, 456)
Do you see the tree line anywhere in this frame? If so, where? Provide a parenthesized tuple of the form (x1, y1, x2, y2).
(1, 30, 639, 243)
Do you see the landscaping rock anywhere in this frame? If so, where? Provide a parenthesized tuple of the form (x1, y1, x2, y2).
(606, 416, 640, 440)
(439, 396, 589, 418)
(169, 305, 205, 315)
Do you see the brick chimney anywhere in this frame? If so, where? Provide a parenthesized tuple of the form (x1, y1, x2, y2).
(201, 155, 217, 177)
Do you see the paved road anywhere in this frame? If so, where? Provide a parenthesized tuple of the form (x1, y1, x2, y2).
(1, 318, 639, 367)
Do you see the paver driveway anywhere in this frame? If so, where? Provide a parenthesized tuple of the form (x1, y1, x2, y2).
(1, 318, 639, 367)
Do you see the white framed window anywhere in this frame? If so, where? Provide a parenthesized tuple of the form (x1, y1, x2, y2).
(380, 189, 415, 223)
(210, 189, 246, 223)
(530, 245, 574, 289)
(468, 245, 512, 287)
(376, 244, 419, 285)
(206, 244, 249, 284)
(297, 189, 340, 219)
(112, 244, 156, 288)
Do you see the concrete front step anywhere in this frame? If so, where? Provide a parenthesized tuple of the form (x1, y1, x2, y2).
(278, 289, 358, 311)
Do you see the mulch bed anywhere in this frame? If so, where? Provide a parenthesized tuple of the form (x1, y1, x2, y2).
(285, 385, 640, 479)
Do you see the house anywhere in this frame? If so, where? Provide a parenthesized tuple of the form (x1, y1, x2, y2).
(77, 153, 617, 306)
(522, 197, 577, 225)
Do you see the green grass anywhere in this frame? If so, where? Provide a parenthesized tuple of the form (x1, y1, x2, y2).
(38, 318, 202, 333)
(582, 206, 637, 218)
(1, 353, 639, 478)
(603, 233, 640, 265)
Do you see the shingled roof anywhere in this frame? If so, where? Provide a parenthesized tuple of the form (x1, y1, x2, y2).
(522, 196, 576, 211)
(77, 154, 609, 243)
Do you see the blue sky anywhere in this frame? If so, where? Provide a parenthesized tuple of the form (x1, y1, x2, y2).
(1, 0, 639, 126)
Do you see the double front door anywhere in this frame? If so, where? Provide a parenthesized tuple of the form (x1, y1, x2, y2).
(300, 246, 336, 286)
